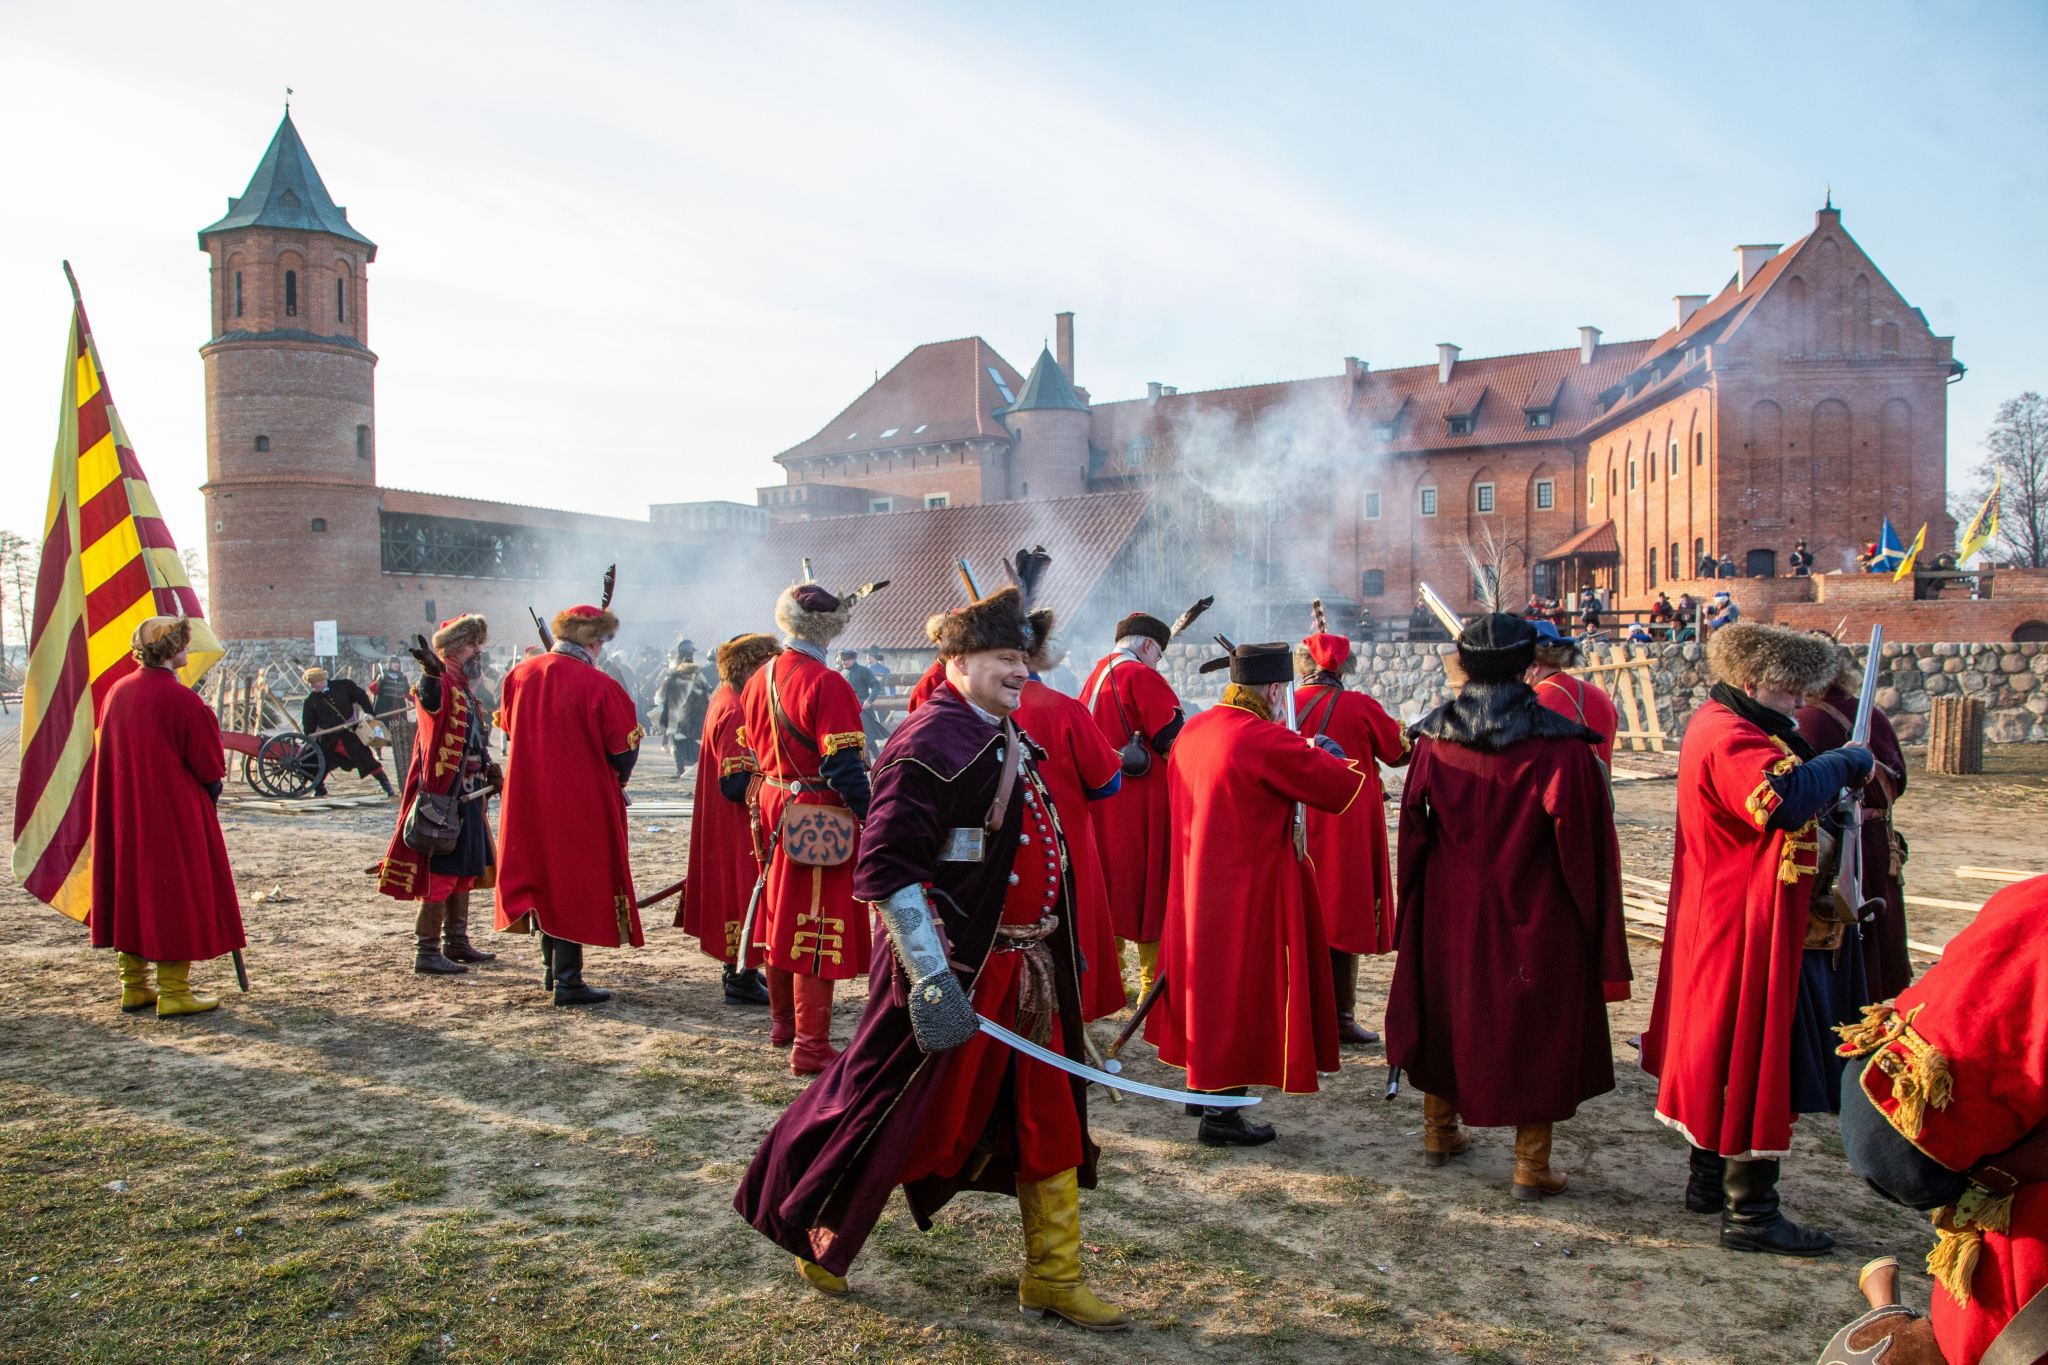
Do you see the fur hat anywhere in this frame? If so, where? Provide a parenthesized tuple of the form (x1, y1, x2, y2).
(552, 605, 617, 647)
(930, 586, 1031, 658)
(1456, 612, 1538, 683)
(302, 667, 329, 686)
(1295, 633, 1356, 678)
(1115, 613, 1171, 649)
(131, 616, 191, 669)
(775, 582, 851, 646)
(1025, 610, 1066, 673)
(1200, 641, 1294, 684)
(717, 632, 780, 689)
(1707, 622, 1841, 695)
(432, 614, 489, 653)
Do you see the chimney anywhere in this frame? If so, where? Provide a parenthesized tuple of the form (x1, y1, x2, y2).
(1674, 295, 1709, 329)
(1147, 381, 1163, 405)
(1735, 244, 1782, 290)
(1054, 312, 1075, 382)
(1344, 356, 1369, 385)
(1162, 386, 1177, 396)
(1578, 327, 1601, 365)
(1436, 344, 1460, 385)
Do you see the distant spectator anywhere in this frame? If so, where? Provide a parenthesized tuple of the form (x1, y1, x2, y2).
(1649, 592, 1674, 624)
(1627, 621, 1654, 644)
(1578, 587, 1603, 632)
(1789, 539, 1814, 576)
(1717, 553, 1739, 579)
(1706, 591, 1739, 629)
(1698, 550, 1720, 579)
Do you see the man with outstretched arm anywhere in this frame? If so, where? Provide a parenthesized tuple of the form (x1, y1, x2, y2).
(735, 574, 1127, 1330)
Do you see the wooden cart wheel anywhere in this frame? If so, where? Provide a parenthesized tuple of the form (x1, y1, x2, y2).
(253, 734, 324, 800)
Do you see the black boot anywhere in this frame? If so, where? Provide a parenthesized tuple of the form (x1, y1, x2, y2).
(1720, 1158, 1834, 1256)
(540, 933, 556, 992)
(373, 767, 395, 797)
(413, 902, 467, 975)
(1686, 1145, 1723, 1214)
(1197, 1089, 1276, 1147)
(550, 940, 612, 1006)
(441, 891, 497, 964)
(722, 963, 771, 1006)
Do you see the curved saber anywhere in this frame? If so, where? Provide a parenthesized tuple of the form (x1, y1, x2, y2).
(973, 1016, 1260, 1107)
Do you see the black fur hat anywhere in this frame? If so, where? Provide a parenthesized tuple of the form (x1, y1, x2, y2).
(1456, 612, 1538, 683)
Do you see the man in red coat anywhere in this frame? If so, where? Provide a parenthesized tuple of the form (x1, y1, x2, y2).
(376, 614, 501, 975)
(1834, 874, 2048, 1365)
(1014, 616, 1126, 1021)
(1384, 612, 1630, 1200)
(679, 632, 779, 1007)
(495, 603, 646, 1006)
(1526, 620, 1619, 774)
(1642, 622, 1873, 1256)
(1292, 624, 1410, 1046)
(1080, 613, 1187, 1004)
(741, 580, 880, 1074)
(1150, 642, 1367, 1147)
(1796, 647, 1913, 1002)
(90, 617, 245, 1017)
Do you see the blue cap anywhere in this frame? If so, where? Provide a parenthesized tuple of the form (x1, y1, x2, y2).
(1530, 618, 1581, 647)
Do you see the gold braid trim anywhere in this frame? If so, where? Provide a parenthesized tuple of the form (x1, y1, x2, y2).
(720, 755, 755, 777)
(1835, 1002, 1904, 1057)
(1834, 1004, 1954, 1140)
(1779, 825, 1820, 884)
(822, 731, 867, 755)
(1743, 747, 1801, 829)
(1928, 1188, 2013, 1305)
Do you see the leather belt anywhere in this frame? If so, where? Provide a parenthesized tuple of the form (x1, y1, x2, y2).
(764, 775, 833, 794)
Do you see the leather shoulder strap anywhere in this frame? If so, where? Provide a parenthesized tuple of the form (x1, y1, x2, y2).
(1085, 655, 1122, 707)
(985, 719, 1023, 834)
(1537, 675, 1588, 726)
(766, 655, 819, 753)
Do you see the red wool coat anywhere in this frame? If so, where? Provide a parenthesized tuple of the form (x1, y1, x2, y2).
(1080, 653, 1182, 943)
(89, 666, 245, 963)
(493, 652, 645, 947)
(1641, 701, 1820, 1157)
(1292, 682, 1409, 954)
(1843, 875, 2048, 1364)
(1015, 679, 1126, 1020)
(1384, 726, 1630, 1126)
(1147, 701, 1367, 1093)
(376, 670, 494, 902)
(739, 649, 871, 979)
(680, 683, 760, 963)
(1534, 673, 1619, 773)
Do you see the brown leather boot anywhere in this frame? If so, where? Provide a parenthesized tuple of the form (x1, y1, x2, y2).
(1513, 1122, 1569, 1200)
(1331, 949, 1380, 1045)
(790, 973, 840, 1075)
(441, 891, 497, 963)
(413, 901, 467, 975)
(1422, 1092, 1470, 1166)
(766, 965, 796, 1048)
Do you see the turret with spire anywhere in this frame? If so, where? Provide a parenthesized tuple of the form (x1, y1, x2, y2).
(1000, 337, 1092, 501)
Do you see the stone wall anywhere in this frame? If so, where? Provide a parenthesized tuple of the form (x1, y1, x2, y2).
(1132, 638, 2048, 744)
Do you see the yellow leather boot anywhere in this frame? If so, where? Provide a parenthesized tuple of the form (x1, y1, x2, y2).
(1017, 1168, 1130, 1331)
(794, 1257, 847, 1296)
(1135, 941, 1161, 1004)
(1512, 1122, 1568, 1200)
(155, 961, 219, 1017)
(117, 953, 157, 1014)
(1422, 1092, 1471, 1166)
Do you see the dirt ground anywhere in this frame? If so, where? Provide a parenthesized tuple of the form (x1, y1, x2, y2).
(2, 720, 2042, 1365)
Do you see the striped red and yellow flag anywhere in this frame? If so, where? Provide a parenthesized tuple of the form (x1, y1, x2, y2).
(11, 265, 222, 922)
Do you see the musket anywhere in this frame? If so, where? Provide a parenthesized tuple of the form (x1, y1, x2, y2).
(297, 706, 413, 743)
(1283, 678, 1308, 861)
(1106, 971, 1168, 1062)
(1416, 581, 1464, 637)
(801, 557, 814, 581)
(1831, 624, 1886, 925)
(732, 843, 774, 972)
(955, 558, 982, 601)
(636, 876, 688, 911)
(529, 608, 554, 651)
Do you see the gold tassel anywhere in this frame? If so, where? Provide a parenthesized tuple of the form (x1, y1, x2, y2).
(1859, 1005, 1952, 1140)
(1927, 1189, 2013, 1305)
(1835, 1003, 1900, 1058)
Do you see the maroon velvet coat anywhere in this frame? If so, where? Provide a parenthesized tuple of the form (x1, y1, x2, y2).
(1384, 682, 1630, 1126)
(734, 683, 1093, 1277)
(89, 665, 245, 963)
(1795, 688, 1911, 1000)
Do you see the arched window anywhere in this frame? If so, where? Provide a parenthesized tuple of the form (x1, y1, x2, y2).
(253, 435, 270, 452)
(336, 277, 345, 322)
(284, 269, 297, 317)
(1694, 537, 1707, 571)
(233, 271, 243, 318)
(356, 424, 370, 459)
(1649, 546, 1658, 588)
(1695, 432, 1705, 465)
(1670, 543, 1681, 579)
(310, 518, 327, 532)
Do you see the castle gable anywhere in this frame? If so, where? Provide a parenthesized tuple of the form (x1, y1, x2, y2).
(776, 337, 1025, 465)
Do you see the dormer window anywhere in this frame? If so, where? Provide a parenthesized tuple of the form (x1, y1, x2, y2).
(1125, 436, 1153, 469)
(279, 189, 302, 209)
(1525, 409, 1554, 430)
(1447, 416, 1475, 436)
(1370, 420, 1397, 442)
(284, 269, 297, 317)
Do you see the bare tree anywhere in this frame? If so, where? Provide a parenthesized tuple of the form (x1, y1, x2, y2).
(181, 546, 210, 617)
(0, 531, 37, 668)
(1955, 391, 2048, 567)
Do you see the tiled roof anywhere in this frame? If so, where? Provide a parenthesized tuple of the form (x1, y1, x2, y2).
(381, 487, 697, 541)
(676, 491, 1150, 650)
(1002, 347, 1089, 415)
(1537, 520, 1619, 561)
(198, 114, 376, 255)
(777, 338, 1025, 464)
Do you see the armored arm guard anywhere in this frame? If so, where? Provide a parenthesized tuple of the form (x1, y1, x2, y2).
(879, 883, 978, 1053)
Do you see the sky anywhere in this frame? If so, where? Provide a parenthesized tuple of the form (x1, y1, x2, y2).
(1, 0, 2043, 553)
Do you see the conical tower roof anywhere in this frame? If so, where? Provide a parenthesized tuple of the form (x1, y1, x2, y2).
(198, 113, 376, 256)
(1001, 347, 1089, 416)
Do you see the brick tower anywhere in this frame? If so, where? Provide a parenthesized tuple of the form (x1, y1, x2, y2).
(199, 113, 380, 642)
(1000, 346, 1091, 500)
